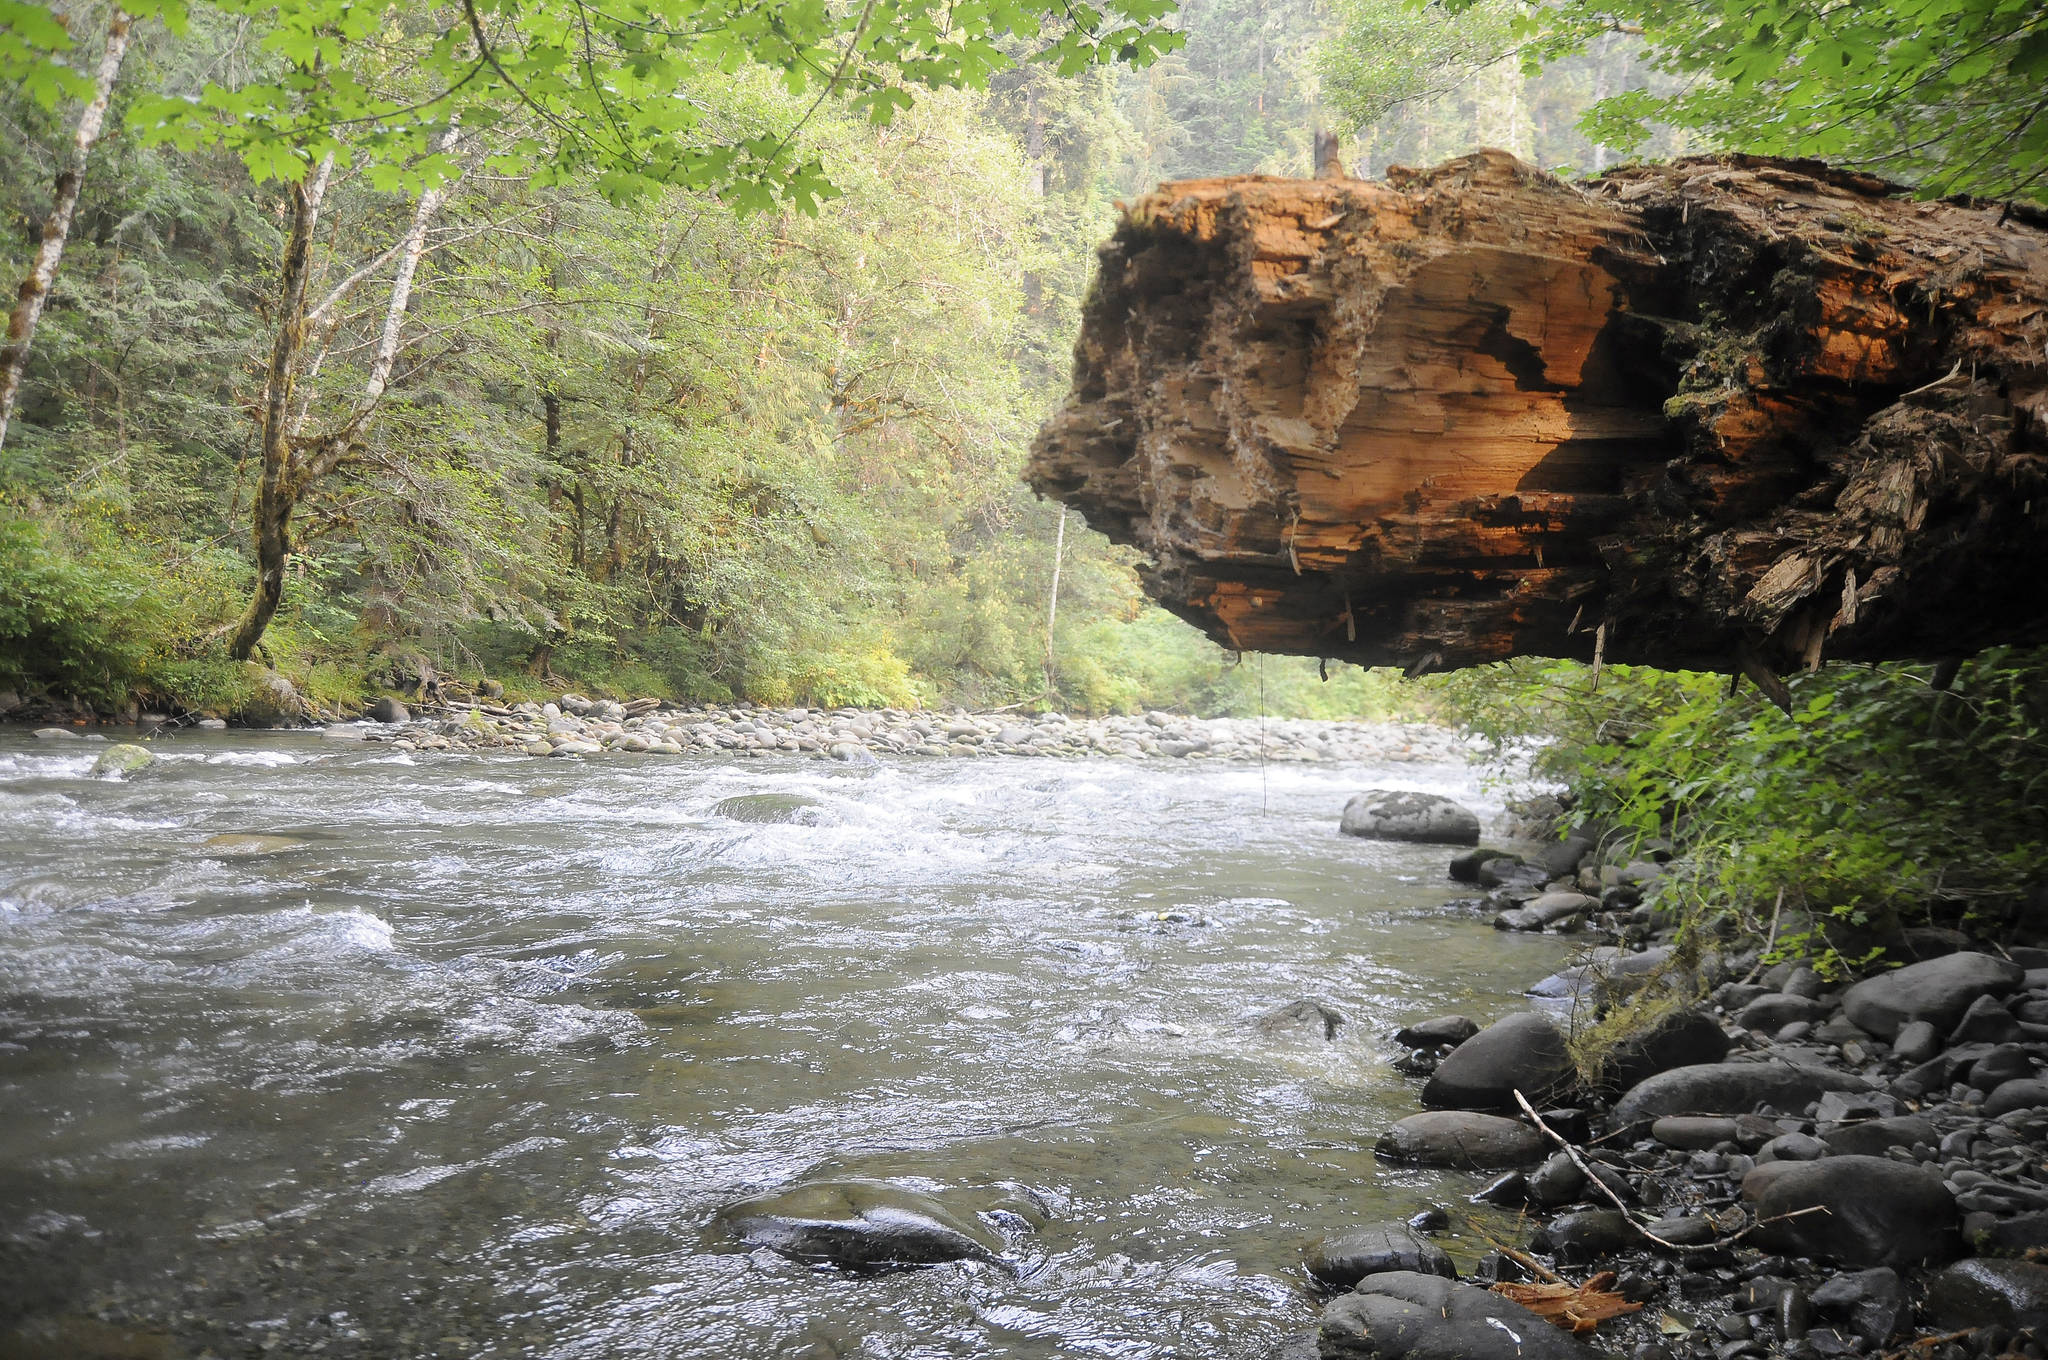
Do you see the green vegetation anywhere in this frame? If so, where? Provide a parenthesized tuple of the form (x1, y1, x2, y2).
(1442, 655, 2048, 970)
(0, 0, 1445, 720)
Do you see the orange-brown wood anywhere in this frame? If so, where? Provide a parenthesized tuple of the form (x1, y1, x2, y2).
(1028, 151, 2048, 673)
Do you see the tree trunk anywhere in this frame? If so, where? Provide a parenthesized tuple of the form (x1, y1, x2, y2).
(0, 7, 135, 451)
(227, 159, 333, 661)
(227, 125, 460, 660)
(1027, 151, 2048, 676)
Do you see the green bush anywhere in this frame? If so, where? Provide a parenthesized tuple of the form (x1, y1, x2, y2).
(1442, 653, 2048, 966)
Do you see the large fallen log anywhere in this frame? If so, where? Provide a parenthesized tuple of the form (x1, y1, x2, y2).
(1027, 150, 2048, 677)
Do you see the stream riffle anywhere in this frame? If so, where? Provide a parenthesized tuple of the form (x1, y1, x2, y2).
(0, 729, 1573, 1359)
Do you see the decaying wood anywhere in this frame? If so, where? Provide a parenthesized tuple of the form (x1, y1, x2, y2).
(1027, 150, 2048, 673)
(1492, 1273, 1642, 1334)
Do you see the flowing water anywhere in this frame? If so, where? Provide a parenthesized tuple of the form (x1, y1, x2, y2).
(0, 730, 1574, 1359)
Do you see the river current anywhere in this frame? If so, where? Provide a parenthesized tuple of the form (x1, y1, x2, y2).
(0, 729, 1573, 1359)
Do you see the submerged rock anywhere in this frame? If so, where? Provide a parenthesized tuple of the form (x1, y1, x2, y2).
(712, 1179, 1006, 1270)
(1253, 1000, 1346, 1041)
(1319, 1270, 1598, 1359)
(710, 792, 833, 825)
(1339, 791, 1480, 846)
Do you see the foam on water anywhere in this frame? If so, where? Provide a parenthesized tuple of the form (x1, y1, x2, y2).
(0, 725, 1568, 1360)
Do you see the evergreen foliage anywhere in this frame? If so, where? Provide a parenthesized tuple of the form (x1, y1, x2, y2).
(0, 0, 1420, 718)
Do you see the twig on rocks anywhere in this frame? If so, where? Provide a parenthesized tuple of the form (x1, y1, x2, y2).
(1740, 887, 1785, 984)
(1878, 1328, 1979, 1359)
(1512, 1089, 1829, 1254)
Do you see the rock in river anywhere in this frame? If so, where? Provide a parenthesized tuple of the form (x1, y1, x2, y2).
(1741, 1155, 1960, 1266)
(1840, 951, 2025, 1039)
(90, 743, 154, 778)
(1305, 1224, 1455, 1289)
(1420, 1011, 1575, 1112)
(369, 696, 410, 723)
(1254, 999, 1346, 1041)
(1338, 791, 1480, 846)
(1319, 1271, 1599, 1359)
(712, 1179, 1006, 1270)
(1375, 1112, 1546, 1168)
(1610, 1061, 1872, 1124)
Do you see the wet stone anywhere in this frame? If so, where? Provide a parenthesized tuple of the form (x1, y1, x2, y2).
(1319, 1271, 1599, 1360)
(1305, 1224, 1456, 1289)
(1922, 1258, 2048, 1331)
(711, 1179, 1006, 1270)
(1376, 1112, 1546, 1169)
(1653, 1116, 1740, 1151)
(1393, 1015, 1478, 1049)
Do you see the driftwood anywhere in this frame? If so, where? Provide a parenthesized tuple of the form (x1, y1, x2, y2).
(1493, 1273, 1643, 1334)
(1027, 150, 2048, 675)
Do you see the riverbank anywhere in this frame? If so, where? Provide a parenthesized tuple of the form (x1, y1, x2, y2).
(1334, 833, 2048, 1360)
(18, 693, 1477, 765)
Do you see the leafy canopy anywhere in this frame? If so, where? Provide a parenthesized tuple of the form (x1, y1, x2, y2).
(111, 0, 1182, 209)
(1466, 0, 2048, 200)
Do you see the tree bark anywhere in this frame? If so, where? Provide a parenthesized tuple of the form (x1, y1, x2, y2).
(227, 157, 333, 661)
(1027, 151, 2048, 676)
(0, 7, 135, 451)
(227, 124, 461, 660)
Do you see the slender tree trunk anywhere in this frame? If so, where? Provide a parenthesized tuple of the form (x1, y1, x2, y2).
(227, 124, 460, 660)
(1043, 506, 1066, 695)
(0, 7, 135, 451)
(227, 158, 333, 661)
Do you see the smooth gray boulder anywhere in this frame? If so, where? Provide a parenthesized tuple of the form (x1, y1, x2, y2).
(1319, 1271, 1597, 1359)
(1734, 993, 1830, 1032)
(1375, 1112, 1546, 1169)
(1339, 791, 1480, 846)
(1305, 1225, 1455, 1289)
(1532, 1209, 1636, 1265)
(1650, 1116, 1738, 1150)
(1923, 1258, 2048, 1331)
(1420, 1011, 1575, 1111)
(1611, 1061, 1872, 1124)
(712, 1179, 1005, 1270)
(1393, 1015, 1477, 1048)
(369, 696, 411, 724)
(1841, 952, 2024, 1039)
(1598, 1008, 1732, 1094)
(1741, 1156, 1959, 1266)
(1821, 1115, 1937, 1157)
(1983, 1078, 2048, 1117)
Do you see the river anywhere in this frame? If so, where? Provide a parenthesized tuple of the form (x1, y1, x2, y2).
(0, 729, 1574, 1359)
